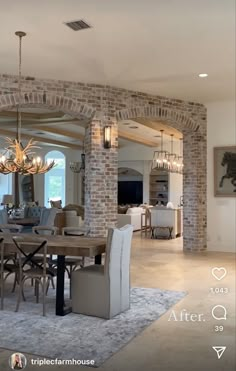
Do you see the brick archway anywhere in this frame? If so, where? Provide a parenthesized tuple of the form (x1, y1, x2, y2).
(0, 92, 96, 119)
(116, 105, 207, 252)
(116, 105, 200, 132)
(0, 76, 207, 251)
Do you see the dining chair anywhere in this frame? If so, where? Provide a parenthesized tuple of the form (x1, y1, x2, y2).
(71, 224, 133, 319)
(32, 226, 58, 235)
(62, 226, 87, 272)
(0, 209, 23, 234)
(0, 224, 23, 234)
(0, 209, 8, 224)
(38, 208, 58, 228)
(12, 235, 52, 316)
(150, 208, 174, 239)
(31, 226, 58, 290)
(61, 226, 89, 298)
(0, 237, 4, 309)
(0, 237, 22, 310)
(0, 223, 23, 295)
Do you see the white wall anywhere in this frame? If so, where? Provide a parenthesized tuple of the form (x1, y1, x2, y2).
(169, 172, 183, 208)
(207, 101, 236, 252)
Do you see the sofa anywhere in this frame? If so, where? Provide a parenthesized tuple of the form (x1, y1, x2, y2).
(117, 207, 144, 231)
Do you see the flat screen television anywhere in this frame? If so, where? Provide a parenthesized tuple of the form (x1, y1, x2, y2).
(118, 181, 143, 204)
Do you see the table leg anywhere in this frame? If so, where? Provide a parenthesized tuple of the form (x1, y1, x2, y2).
(56, 255, 71, 316)
(95, 254, 102, 265)
(169, 227, 173, 239)
(151, 227, 156, 239)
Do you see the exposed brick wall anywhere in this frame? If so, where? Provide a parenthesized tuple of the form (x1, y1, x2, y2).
(84, 119, 118, 237)
(0, 74, 207, 251)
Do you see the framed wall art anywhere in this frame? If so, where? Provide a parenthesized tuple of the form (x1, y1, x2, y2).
(214, 146, 236, 197)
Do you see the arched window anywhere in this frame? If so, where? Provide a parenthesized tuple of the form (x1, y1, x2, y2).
(44, 151, 65, 207)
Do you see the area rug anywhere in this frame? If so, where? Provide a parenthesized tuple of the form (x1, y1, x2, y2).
(0, 283, 186, 367)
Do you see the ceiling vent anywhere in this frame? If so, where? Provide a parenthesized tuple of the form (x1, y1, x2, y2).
(65, 19, 91, 31)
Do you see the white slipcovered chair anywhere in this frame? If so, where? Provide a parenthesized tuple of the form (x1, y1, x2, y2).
(71, 224, 133, 319)
(150, 207, 182, 238)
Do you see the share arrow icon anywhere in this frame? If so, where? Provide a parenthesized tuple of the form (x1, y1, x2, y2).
(212, 346, 226, 359)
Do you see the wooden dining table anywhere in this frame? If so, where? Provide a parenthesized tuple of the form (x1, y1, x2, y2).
(1, 233, 106, 316)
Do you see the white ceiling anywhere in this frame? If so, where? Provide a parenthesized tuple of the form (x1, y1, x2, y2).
(0, 0, 235, 103)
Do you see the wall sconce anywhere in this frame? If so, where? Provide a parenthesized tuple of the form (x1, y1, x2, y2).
(104, 126, 111, 149)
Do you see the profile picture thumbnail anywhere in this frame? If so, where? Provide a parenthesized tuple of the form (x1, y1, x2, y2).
(9, 353, 27, 370)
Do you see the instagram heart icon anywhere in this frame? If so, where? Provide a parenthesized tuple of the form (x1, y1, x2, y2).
(212, 267, 227, 281)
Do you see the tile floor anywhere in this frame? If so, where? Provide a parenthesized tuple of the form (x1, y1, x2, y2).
(0, 233, 235, 371)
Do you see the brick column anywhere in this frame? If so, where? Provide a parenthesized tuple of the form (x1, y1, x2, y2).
(84, 118, 118, 237)
(183, 130, 207, 251)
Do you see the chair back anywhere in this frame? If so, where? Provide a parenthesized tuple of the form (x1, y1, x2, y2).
(12, 235, 48, 276)
(32, 226, 58, 236)
(151, 207, 176, 228)
(105, 225, 133, 313)
(39, 208, 58, 227)
(0, 224, 22, 234)
(24, 206, 45, 218)
(150, 208, 160, 227)
(0, 210, 8, 224)
(62, 226, 89, 236)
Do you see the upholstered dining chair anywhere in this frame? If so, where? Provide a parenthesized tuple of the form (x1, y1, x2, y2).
(12, 235, 51, 316)
(0, 209, 23, 233)
(0, 224, 23, 234)
(71, 224, 133, 319)
(0, 209, 8, 224)
(39, 208, 58, 226)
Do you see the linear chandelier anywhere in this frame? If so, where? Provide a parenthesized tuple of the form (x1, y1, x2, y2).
(152, 130, 170, 171)
(0, 31, 55, 175)
(152, 130, 183, 174)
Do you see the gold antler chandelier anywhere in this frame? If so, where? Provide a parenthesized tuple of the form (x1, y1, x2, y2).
(0, 31, 55, 175)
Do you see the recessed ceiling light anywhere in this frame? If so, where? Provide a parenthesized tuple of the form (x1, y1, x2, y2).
(198, 73, 208, 78)
(129, 126, 138, 129)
